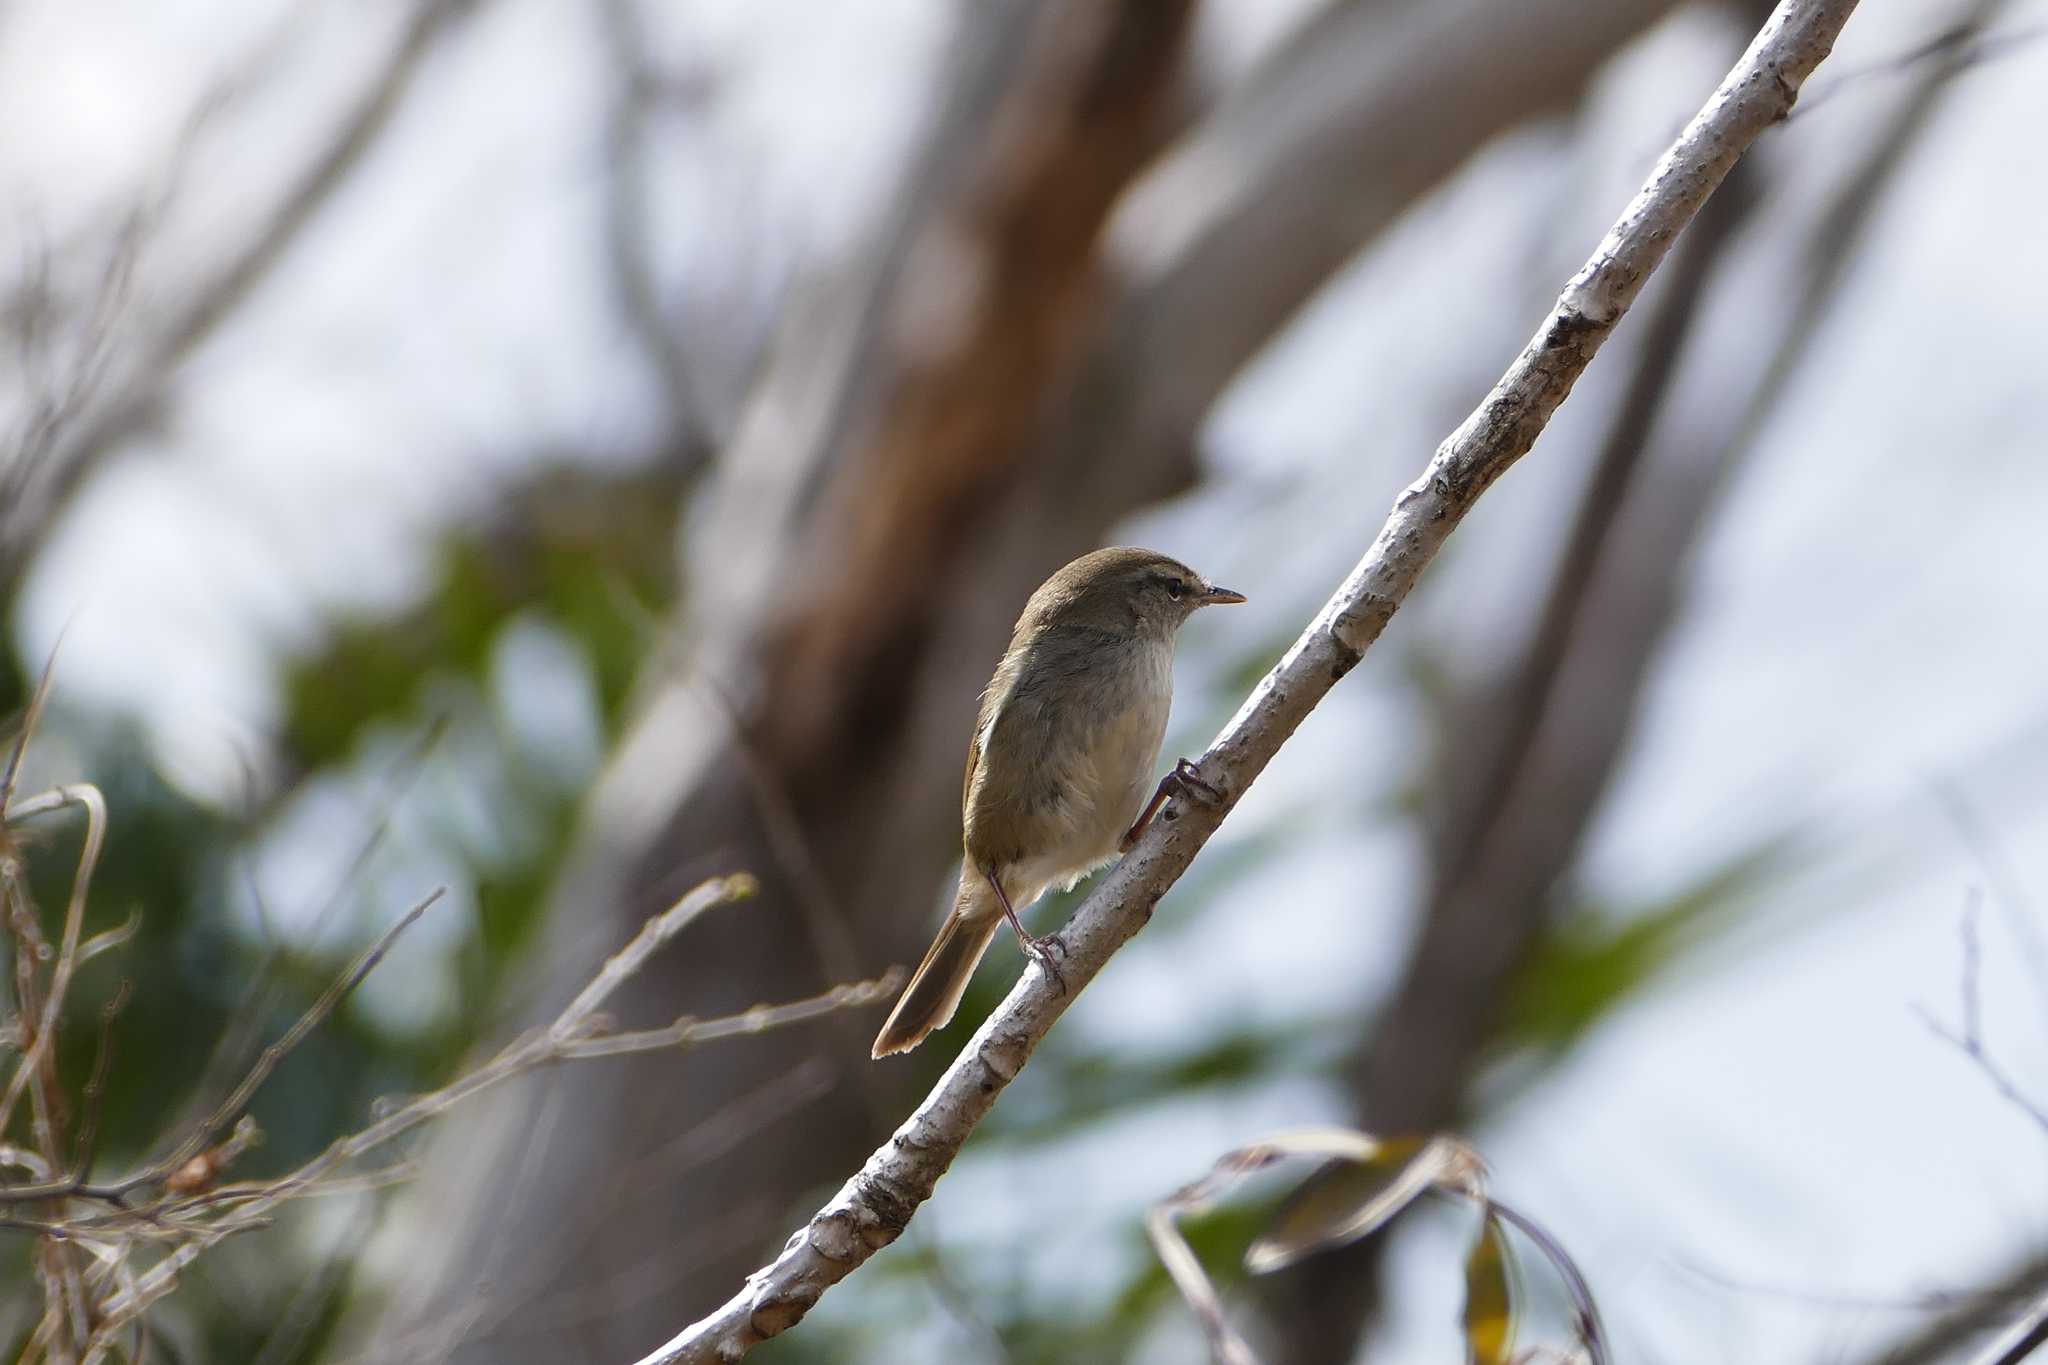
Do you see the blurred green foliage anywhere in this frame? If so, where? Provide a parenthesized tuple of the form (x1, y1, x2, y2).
(1, 460, 683, 1362)
(1495, 835, 1794, 1066)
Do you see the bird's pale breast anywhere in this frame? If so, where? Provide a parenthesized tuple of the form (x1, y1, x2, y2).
(963, 630, 1174, 905)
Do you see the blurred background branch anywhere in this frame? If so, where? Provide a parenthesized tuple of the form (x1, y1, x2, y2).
(0, 0, 484, 595)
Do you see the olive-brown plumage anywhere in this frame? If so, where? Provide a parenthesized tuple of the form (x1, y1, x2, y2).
(871, 547, 1243, 1058)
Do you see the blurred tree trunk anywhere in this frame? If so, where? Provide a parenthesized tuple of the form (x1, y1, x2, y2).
(363, 1, 1693, 1360)
(368, 4, 1201, 1360)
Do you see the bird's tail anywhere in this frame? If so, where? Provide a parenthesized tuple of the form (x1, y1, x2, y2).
(871, 906, 1001, 1059)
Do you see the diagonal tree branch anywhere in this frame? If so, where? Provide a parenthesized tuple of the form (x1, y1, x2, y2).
(1865, 1249, 2048, 1365)
(636, 2, 1862, 1360)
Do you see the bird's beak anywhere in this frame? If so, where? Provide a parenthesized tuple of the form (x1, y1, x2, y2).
(1198, 584, 1247, 606)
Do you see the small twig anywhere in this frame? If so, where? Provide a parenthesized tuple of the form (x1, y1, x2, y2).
(1487, 1198, 1610, 1364)
(82, 889, 443, 1201)
(551, 969, 902, 1061)
(0, 1143, 54, 1180)
(73, 911, 141, 970)
(1913, 891, 2048, 1140)
(1913, 1008, 2048, 1140)
(1927, 776, 2048, 1018)
(1, 0, 485, 591)
(0, 783, 108, 1143)
(70, 980, 132, 1186)
(1792, 15, 2046, 120)
(1685, 1259, 2016, 1314)
(90, 877, 891, 1331)
(0, 642, 61, 818)
(182, 714, 448, 1143)
(552, 874, 757, 1042)
(596, 0, 720, 457)
(1961, 891, 1985, 1047)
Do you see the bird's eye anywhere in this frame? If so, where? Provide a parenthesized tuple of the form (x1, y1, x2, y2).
(1165, 578, 1186, 600)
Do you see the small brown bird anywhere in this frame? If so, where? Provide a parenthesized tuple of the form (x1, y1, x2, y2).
(871, 547, 1244, 1059)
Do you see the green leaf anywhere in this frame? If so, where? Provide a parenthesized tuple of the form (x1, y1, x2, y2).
(1495, 833, 1795, 1060)
(278, 462, 681, 771)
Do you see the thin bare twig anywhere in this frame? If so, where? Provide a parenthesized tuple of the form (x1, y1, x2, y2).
(1793, 13, 2045, 119)
(79, 877, 889, 1338)
(177, 715, 448, 1157)
(1913, 893, 2048, 1140)
(0, 0, 484, 589)
(1927, 776, 2048, 1014)
(595, 0, 720, 458)
(69, 980, 132, 1188)
(0, 783, 108, 1144)
(0, 642, 61, 818)
(551, 971, 901, 1062)
(639, 3, 1864, 1359)
(87, 889, 446, 1201)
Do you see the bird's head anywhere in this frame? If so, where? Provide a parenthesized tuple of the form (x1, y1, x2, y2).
(1028, 546, 1245, 638)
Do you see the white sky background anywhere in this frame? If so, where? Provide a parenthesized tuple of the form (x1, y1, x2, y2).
(6, 1, 2048, 1362)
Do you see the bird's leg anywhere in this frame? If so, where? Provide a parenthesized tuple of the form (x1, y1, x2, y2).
(984, 867, 1067, 995)
(1120, 757, 1226, 852)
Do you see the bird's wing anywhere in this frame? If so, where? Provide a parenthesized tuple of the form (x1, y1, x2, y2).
(963, 645, 1019, 816)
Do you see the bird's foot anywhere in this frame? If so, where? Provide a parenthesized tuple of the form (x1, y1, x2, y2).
(1020, 931, 1068, 996)
(1167, 757, 1224, 807)
(1121, 757, 1227, 851)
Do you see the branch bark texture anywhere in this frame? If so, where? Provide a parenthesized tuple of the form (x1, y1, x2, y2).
(639, 2, 1861, 1360)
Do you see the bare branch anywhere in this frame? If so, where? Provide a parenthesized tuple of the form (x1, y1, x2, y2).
(0, 783, 108, 1143)
(85, 889, 446, 1201)
(636, 3, 1863, 1359)
(71, 877, 890, 1339)
(0, 638, 61, 817)
(0, 0, 482, 588)
(551, 971, 903, 1062)
(68, 979, 131, 1188)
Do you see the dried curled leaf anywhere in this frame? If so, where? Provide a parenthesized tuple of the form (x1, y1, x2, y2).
(1246, 1133, 1479, 1273)
(1464, 1210, 1514, 1365)
(1152, 1129, 1608, 1365)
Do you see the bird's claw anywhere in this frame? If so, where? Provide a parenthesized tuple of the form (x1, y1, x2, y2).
(1121, 758, 1227, 851)
(1168, 757, 1224, 807)
(1023, 933, 1068, 995)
